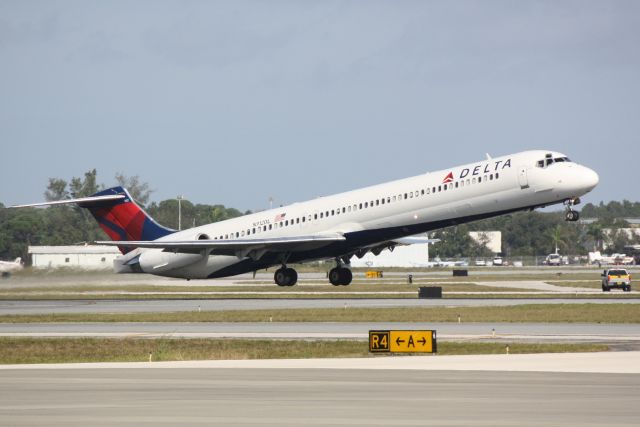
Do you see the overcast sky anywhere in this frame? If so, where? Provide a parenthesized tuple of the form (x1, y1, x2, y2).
(1, 1, 639, 211)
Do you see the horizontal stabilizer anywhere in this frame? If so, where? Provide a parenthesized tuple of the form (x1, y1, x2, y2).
(11, 194, 126, 208)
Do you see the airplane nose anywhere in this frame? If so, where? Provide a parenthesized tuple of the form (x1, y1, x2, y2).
(583, 167, 599, 191)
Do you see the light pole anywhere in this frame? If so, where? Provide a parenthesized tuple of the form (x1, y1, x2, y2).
(177, 195, 184, 230)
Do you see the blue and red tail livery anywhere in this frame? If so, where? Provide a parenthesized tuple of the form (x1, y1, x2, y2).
(79, 187, 174, 252)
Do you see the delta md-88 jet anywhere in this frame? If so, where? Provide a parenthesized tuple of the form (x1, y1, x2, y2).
(13, 150, 598, 286)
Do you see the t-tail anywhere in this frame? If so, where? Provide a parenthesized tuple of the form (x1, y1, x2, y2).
(11, 186, 174, 253)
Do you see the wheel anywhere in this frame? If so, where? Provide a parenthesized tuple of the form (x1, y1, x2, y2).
(603, 285, 610, 292)
(285, 268, 298, 286)
(625, 286, 631, 292)
(339, 268, 353, 286)
(329, 268, 342, 286)
(565, 210, 579, 221)
(329, 267, 352, 286)
(274, 268, 289, 286)
(275, 268, 297, 286)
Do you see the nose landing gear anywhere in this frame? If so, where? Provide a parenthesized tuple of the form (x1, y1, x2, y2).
(564, 198, 581, 222)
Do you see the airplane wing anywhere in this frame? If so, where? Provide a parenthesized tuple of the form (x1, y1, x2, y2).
(95, 234, 346, 257)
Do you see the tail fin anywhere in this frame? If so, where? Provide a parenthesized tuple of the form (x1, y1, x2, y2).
(11, 186, 174, 251)
(79, 187, 174, 243)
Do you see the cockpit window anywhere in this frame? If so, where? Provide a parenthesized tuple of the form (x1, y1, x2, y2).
(536, 155, 572, 168)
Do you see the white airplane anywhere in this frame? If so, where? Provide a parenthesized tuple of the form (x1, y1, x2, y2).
(12, 150, 598, 286)
(0, 257, 23, 275)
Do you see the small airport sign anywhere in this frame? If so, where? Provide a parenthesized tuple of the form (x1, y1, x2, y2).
(369, 330, 437, 354)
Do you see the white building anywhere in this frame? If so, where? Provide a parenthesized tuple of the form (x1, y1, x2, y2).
(468, 231, 502, 254)
(28, 245, 121, 270)
(350, 243, 433, 268)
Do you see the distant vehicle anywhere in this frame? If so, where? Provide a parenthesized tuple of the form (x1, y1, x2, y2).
(492, 257, 503, 266)
(475, 259, 487, 266)
(544, 253, 562, 266)
(0, 257, 23, 277)
(589, 251, 635, 266)
(601, 268, 631, 292)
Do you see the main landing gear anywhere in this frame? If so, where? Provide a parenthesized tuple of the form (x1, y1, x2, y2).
(564, 197, 581, 222)
(329, 264, 353, 286)
(273, 261, 353, 287)
(274, 267, 297, 286)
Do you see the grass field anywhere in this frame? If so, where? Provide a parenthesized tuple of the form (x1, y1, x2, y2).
(0, 337, 608, 364)
(1, 303, 638, 323)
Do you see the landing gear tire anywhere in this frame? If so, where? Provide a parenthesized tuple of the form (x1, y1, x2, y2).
(329, 267, 352, 286)
(602, 285, 610, 292)
(565, 210, 579, 222)
(274, 267, 298, 286)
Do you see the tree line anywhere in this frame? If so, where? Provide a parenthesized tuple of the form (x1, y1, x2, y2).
(0, 170, 245, 261)
(1, 170, 639, 262)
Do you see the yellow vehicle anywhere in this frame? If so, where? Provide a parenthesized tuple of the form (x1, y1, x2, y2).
(601, 269, 631, 292)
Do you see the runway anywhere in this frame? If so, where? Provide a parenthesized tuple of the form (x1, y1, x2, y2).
(1, 353, 639, 426)
(2, 322, 640, 344)
(1, 297, 639, 315)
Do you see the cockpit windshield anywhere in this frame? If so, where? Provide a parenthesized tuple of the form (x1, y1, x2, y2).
(536, 154, 571, 168)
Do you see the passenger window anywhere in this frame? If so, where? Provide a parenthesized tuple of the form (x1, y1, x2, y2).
(410, 192, 413, 198)
(404, 193, 408, 199)
(472, 178, 476, 184)
(268, 225, 272, 230)
(478, 177, 482, 183)
(421, 189, 425, 195)
(496, 173, 499, 179)
(490, 174, 493, 180)
(359, 203, 363, 209)
(320, 212, 324, 218)
(252, 228, 256, 234)
(342, 207, 346, 213)
(364, 202, 368, 208)
(466, 179, 470, 185)
(455, 182, 459, 188)
(331, 210, 335, 216)
(432, 187, 436, 193)
(438, 186, 441, 192)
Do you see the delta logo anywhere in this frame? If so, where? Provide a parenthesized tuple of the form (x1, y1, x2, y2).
(442, 172, 454, 184)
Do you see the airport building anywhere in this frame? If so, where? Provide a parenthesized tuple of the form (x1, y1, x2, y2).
(28, 245, 121, 270)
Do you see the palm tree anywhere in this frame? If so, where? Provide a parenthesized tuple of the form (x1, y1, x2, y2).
(549, 224, 565, 254)
(586, 223, 605, 252)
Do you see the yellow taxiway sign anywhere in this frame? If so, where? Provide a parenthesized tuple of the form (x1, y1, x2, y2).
(369, 330, 437, 353)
